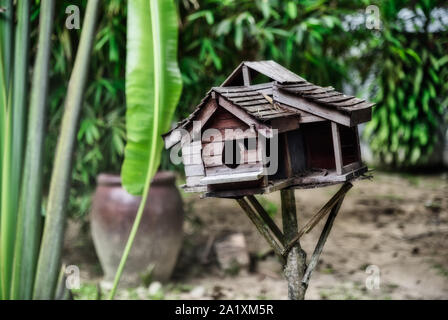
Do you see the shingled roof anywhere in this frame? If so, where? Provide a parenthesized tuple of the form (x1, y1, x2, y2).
(278, 82, 374, 114)
(222, 60, 306, 85)
(163, 61, 374, 144)
(213, 83, 299, 120)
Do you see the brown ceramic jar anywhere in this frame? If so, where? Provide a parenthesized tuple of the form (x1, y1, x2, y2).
(90, 171, 184, 286)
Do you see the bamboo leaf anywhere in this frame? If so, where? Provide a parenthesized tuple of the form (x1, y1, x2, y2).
(33, 0, 100, 299)
(109, 0, 182, 299)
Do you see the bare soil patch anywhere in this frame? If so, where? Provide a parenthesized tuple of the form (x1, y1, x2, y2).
(64, 172, 448, 300)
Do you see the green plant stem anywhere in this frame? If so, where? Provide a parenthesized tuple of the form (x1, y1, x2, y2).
(108, 0, 163, 299)
(0, 0, 13, 88)
(11, 0, 53, 300)
(0, 0, 13, 300)
(0, 94, 12, 300)
(108, 173, 155, 299)
(10, 0, 29, 202)
(33, 0, 100, 299)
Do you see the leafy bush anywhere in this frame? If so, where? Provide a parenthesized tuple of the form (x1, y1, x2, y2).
(40, 0, 127, 218)
(364, 0, 448, 167)
(44, 0, 447, 218)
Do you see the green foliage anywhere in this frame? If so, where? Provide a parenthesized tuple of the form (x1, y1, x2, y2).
(72, 283, 101, 300)
(42, 0, 448, 222)
(0, 0, 15, 300)
(33, 0, 100, 299)
(180, 0, 446, 168)
(364, 0, 448, 168)
(177, 0, 364, 119)
(1, 0, 99, 300)
(42, 0, 126, 218)
(256, 196, 278, 217)
(11, 0, 45, 300)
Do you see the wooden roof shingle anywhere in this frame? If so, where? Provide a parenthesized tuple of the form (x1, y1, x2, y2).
(278, 82, 375, 114)
(212, 84, 299, 120)
(163, 61, 375, 146)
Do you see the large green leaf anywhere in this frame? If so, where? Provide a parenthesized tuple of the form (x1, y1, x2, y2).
(121, 0, 182, 195)
(109, 0, 182, 298)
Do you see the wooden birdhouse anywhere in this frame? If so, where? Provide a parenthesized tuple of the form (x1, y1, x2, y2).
(163, 61, 374, 198)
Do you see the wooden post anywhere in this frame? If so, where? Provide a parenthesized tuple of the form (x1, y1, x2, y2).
(236, 184, 353, 300)
(280, 189, 307, 300)
(242, 65, 251, 86)
(331, 122, 343, 175)
(283, 182, 353, 254)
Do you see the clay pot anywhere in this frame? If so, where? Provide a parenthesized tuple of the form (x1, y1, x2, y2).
(90, 171, 184, 286)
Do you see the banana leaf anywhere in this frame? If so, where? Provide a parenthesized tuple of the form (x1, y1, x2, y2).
(109, 0, 182, 298)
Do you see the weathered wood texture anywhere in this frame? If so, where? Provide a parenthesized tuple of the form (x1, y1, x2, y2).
(164, 60, 374, 152)
(242, 65, 251, 85)
(221, 60, 305, 86)
(164, 98, 218, 149)
(277, 82, 373, 126)
(302, 188, 349, 285)
(200, 166, 367, 198)
(201, 170, 263, 185)
(204, 162, 263, 177)
(283, 182, 353, 254)
(331, 121, 343, 175)
(182, 140, 205, 187)
(167, 60, 372, 193)
(247, 195, 285, 245)
(236, 198, 284, 260)
(281, 189, 307, 300)
(218, 93, 294, 123)
(202, 107, 249, 131)
(274, 88, 352, 126)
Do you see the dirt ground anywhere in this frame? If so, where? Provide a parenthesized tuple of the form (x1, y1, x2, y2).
(65, 171, 448, 300)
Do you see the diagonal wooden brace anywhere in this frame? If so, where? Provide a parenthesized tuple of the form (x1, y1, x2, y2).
(302, 192, 347, 286)
(236, 197, 285, 263)
(246, 195, 285, 245)
(282, 182, 353, 256)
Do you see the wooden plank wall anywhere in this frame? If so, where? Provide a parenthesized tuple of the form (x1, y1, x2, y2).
(201, 107, 263, 177)
(182, 140, 205, 187)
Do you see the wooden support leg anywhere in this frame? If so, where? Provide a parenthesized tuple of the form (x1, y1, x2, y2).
(283, 182, 353, 254)
(247, 195, 285, 245)
(302, 194, 346, 286)
(236, 197, 285, 262)
(237, 183, 352, 300)
(280, 189, 307, 300)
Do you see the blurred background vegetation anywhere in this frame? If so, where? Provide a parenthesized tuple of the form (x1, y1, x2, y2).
(32, 0, 447, 218)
